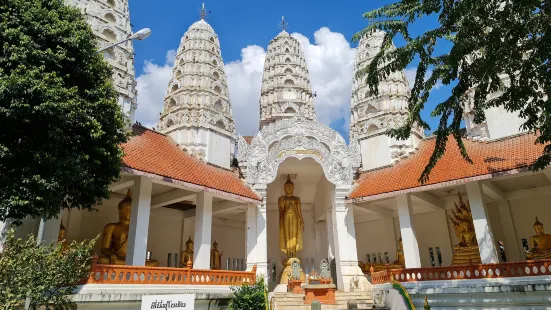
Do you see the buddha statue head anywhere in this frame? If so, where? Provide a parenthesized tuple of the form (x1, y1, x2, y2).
(213, 240, 218, 249)
(118, 189, 132, 223)
(534, 217, 545, 235)
(397, 237, 403, 249)
(284, 174, 294, 196)
(185, 236, 194, 251)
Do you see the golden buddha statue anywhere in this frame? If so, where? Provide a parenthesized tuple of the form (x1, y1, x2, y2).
(392, 238, 405, 267)
(449, 192, 481, 265)
(526, 217, 551, 260)
(278, 175, 306, 284)
(210, 240, 224, 270)
(98, 190, 159, 267)
(181, 236, 194, 267)
(58, 223, 68, 252)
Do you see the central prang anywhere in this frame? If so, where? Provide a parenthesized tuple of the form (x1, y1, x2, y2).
(278, 175, 306, 284)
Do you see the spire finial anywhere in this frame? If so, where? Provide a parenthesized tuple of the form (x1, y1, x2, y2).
(279, 16, 289, 31)
(199, 3, 210, 20)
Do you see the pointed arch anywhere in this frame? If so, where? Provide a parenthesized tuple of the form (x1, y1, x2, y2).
(104, 13, 116, 23)
(367, 124, 379, 134)
(285, 48, 290, 53)
(106, 0, 115, 8)
(102, 29, 116, 42)
(171, 84, 179, 93)
(168, 98, 177, 108)
(284, 68, 293, 74)
(213, 85, 222, 95)
(284, 79, 295, 85)
(214, 100, 223, 111)
(213, 71, 220, 80)
(285, 57, 292, 63)
(284, 107, 296, 113)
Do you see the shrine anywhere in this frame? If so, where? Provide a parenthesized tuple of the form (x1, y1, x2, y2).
(2, 2, 551, 309)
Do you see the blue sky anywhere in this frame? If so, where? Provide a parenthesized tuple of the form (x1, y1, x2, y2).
(129, 0, 453, 141)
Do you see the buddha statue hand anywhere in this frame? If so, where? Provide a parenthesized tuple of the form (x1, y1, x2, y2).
(110, 254, 119, 264)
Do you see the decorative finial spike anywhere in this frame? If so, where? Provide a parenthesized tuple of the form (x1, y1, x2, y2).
(279, 16, 289, 31)
(199, 3, 210, 20)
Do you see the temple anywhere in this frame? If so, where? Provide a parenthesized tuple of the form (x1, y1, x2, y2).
(2, 3, 551, 310)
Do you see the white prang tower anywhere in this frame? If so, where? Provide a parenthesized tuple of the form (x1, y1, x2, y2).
(65, 0, 138, 123)
(259, 17, 316, 129)
(350, 30, 424, 171)
(157, 5, 236, 169)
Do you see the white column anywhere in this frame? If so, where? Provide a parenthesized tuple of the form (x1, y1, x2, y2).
(193, 191, 213, 269)
(396, 193, 422, 268)
(496, 200, 522, 262)
(466, 181, 499, 264)
(332, 185, 365, 292)
(383, 217, 397, 262)
(126, 176, 153, 266)
(255, 187, 268, 283)
(245, 204, 258, 271)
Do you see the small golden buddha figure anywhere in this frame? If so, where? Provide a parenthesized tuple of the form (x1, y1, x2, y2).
(210, 240, 224, 270)
(98, 190, 159, 267)
(181, 236, 194, 267)
(58, 223, 68, 252)
(526, 217, 551, 260)
(278, 175, 306, 284)
(449, 192, 481, 265)
(392, 238, 405, 267)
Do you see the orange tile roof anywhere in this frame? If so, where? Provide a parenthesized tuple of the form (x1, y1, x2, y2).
(122, 125, 260, 201)
(243, 136, 254, 145)
(349, 133, 545, 200)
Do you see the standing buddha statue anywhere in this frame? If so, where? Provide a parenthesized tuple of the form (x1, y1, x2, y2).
(97, 190, 159, 266)
(181, 236, 194, 267)
(210, 240, 224, 270)
(58, 223, 68, 252)
(526, 217, 551, 260)
(278, 175, 306, 284)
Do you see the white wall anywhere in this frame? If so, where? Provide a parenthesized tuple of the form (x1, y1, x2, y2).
(360, 135, 391, 170)
(207, 131, 231, 169)
(355, 219, 397, 264)
(485, 106, 526, 140)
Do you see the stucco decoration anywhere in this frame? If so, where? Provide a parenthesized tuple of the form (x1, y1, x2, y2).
(239, 114, 360, 187)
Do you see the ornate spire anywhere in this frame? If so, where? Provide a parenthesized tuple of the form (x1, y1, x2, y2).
(157, 17, 236, 167)
(259, 20, 316, 128)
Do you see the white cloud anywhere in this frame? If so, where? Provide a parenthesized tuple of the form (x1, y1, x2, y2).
(292, 28, 356, 135)
(404, 67, 443, 90)
(134, 28, 356, 137)
(225, 45, 266, 136)
(134, 50, 175, 128)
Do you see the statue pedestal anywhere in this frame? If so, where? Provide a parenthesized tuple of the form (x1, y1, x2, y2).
(288, 279, 303, 294)
(304, 284, 336, 305)
(279, 257, 306, 284)
(452, 245, 482, 265)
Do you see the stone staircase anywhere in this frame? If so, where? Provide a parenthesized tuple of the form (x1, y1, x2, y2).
(272, 291, 374, 310)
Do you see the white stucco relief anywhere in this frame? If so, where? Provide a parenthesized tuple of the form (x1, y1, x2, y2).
(238, 114, 360, 189)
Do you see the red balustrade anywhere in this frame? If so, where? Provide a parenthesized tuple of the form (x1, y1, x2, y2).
(369, 259, 551, 284)
(84, 258, 257, 286)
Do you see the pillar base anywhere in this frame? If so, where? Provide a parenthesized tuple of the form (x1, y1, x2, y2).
(339, 261, 370, 292)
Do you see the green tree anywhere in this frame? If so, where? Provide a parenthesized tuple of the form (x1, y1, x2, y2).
(0, 228, 96, 309)
(228, 277, 267, 310)
(0, 0, 127, 222)
(353, 0, 550, 183)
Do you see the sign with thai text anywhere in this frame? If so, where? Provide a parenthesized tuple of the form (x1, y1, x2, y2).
(141, 294, 195, 310)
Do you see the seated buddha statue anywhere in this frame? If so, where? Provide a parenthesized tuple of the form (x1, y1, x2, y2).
(449, 193, 481, 265)
(526, 217, 551, 260)
(180, 236, 194, 267)
(98, 190, 159, 267)
(362, 238, 405, 273)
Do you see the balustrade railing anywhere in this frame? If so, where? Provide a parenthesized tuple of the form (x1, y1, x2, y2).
(369, 259, 551, 285)
(84, 258, 257, 286)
